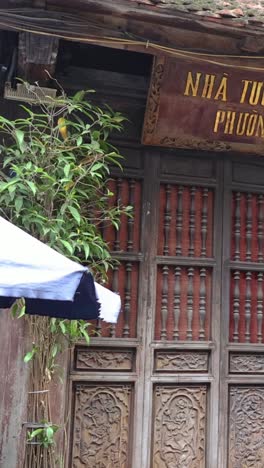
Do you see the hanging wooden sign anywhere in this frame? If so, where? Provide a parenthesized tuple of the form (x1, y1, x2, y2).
(142, 56, 264, 154)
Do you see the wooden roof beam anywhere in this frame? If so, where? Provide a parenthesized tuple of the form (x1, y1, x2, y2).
(45, 0, 264, 54)
(0, 1, 264, 57)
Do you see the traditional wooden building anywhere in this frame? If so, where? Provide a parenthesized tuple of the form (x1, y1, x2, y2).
(1, 1, 264, 467)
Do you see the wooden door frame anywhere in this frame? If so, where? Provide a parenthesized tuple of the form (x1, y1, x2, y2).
(220, 155, 264, 468)
(67, 146, 264, 468)
(140, 150, 224, 468)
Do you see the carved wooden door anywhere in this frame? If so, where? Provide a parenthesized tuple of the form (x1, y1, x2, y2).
(220, 157, 264, 468)
(68, 148, 264, 468)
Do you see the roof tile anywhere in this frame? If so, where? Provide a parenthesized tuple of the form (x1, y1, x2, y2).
(130, 0, 264, 24)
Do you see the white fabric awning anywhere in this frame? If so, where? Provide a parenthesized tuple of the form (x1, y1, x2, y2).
(0, 216, 87, 301)
(0, 217, 120, 323)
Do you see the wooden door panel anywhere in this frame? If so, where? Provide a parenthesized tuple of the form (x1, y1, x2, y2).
(160, 153, 216, 181)
(141, 153, 221, 468)
(228, 386, 264, 468)
(68, 150, 264, 467)
(152, 385, 207, 468)
(68, 148, 146, 468)
(71, 383, 133, 468)
(68, 150, 220, 467)
(220, 158, 264, 468)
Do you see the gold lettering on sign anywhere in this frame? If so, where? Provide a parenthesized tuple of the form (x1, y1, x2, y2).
(213, 110, 264, 138)
(247, 113, 258, 136)
(256, 115, 264, 136)
(224, 111, 236, 134)
(143, 56, 264, 151)
(249, 81, 263, 106)
(182, 69, 264, 143)
(184, 72, 202, 97)
(240, 79, 264, 106)
(201, 74, 216, 99)
(236, 112, 250, 136)
(240, 80, 252, 104)
(214, 111, 225, 133)
(214, 76, 228, 102)
(184, 71, 227, 101)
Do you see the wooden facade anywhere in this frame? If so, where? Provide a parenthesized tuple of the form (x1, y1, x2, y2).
(60, 63, 264, 468)
(70, 139, 264, 467)
(1, 1, 264, 467)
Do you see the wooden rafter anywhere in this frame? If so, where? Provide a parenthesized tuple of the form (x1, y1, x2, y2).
(0, 0, 264, 57)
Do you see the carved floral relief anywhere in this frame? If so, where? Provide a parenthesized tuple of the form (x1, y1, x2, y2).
(153, 385, 206, 468)
(156, 352, 208, 372)
(229, 386, 264, 468)
(142, 57, 165, 143)
(230, 354, 264, 373)
(72, 384, 132, 468)
(76, 349, 133, 371)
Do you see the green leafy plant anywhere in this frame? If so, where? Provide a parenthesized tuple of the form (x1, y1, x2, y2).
(27, 423, 59, 448)
(0, 85, 130, 467)
(0, 88, 129, 275)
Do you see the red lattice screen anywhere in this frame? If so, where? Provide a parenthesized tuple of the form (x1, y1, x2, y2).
(155, 266, 212, 341)
(230, 191, 264, 343)
(231, 192, 262, 263)
(158, 185, 214, 257)
(91, 177, 142, 339)
(155, 184, 214, 341)
(229, 271, 264, 343)
(103, 178, 141, 253)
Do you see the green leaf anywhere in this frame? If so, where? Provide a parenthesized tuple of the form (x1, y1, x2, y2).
(51, 344, 58, 358)
(24, 349, 36, 363)
(28, 428, 43, 440)
(59, 321, 66, 334)
(70, 320, 78, 336)
(91, 162, 105, 173)
(92, 130, 100, 141)
(15, 197, 23, 213)
(46, 426, 54, 440)
(68, 206, 81, 225)
(17, 305, 26, 318)
(26, 180, 37, 195)
(15, 129, 24, 150)
(8, 184, 16, 195)
(10, 302, 19, 318)
(60, 239, 74, 255)
(82, 330, 90, 344)
(76, 136, 83, 146)
(83, 244, 90, 260)
(72, 90, 86, 102)
(63, 164, 71, 178)
(50, 318, 57, 333)
(0, 179, 18, 193)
